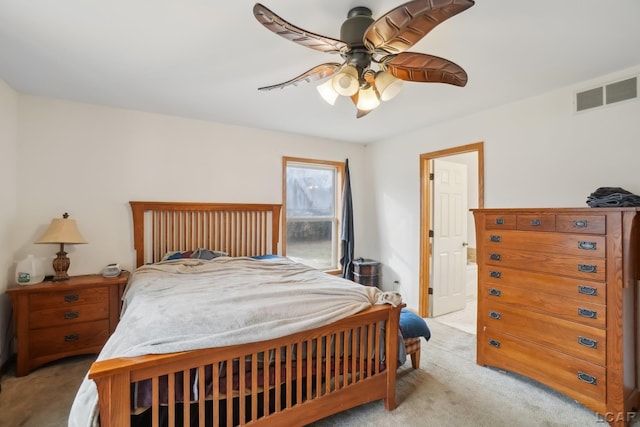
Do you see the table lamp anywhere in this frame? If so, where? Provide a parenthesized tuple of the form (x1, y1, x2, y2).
(35, 212, 87, 281)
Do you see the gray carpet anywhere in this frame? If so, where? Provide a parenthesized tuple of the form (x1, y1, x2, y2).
(1, 320, 637, 426)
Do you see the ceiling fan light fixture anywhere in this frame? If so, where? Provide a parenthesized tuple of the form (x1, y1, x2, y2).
(332, 64, 359, 96)
(356, 84, 380, 112)
(317, 79, 340, 105)
(375, 71, 403, 101)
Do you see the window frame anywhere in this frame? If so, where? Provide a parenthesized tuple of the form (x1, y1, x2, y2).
(282, 157, 345, 274)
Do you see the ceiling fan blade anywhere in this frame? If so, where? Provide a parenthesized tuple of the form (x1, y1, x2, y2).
(385, 52, 468, 86)
(254, 3, 348, 54)
(258, 63, 342, 91)
(364, 0, 475, 55)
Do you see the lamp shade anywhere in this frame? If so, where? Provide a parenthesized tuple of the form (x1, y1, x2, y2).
(36, 216, 87, 244)
(375, 71, 403, 101)
(332, 65, 359, 96)
(317, 79, 340, 105)
(356, 85, 380, 111)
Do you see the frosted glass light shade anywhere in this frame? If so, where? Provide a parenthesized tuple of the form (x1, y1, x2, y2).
(356, 85, 380, 111)
(332, 65, 359, 96)
(375, 71, 403, 101)
(317, 79, 339, 105)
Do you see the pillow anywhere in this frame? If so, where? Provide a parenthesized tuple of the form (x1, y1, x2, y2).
(249, 254, 281, 260)
(162, 250, 193, 261)
(399, 308, 431, 341)
(161, 249, 227, 261)
(190, 248, 228, 260)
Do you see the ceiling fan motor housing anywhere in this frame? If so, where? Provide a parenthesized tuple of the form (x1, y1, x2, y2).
(341, 7, 374, 72)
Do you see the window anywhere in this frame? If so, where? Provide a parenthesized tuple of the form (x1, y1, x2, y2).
(283, 157, 344, 271)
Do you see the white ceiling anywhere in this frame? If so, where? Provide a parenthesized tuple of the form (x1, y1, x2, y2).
(1, 0, 639, 144)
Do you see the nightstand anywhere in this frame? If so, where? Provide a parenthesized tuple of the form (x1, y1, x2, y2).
(6, 272, 129, 376)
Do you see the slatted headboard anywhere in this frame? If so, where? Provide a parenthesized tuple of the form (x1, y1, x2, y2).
(130, 201, 282, 267)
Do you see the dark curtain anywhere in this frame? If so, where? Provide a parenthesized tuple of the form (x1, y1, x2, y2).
(340, 159, 354, 280)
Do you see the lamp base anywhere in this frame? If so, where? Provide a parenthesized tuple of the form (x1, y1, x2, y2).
(52, 250, 71, 282)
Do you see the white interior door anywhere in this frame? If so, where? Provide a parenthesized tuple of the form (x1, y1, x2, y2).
(430, 159, 468, 317)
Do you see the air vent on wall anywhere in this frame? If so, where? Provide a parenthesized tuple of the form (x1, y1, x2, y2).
(575, 76, 637, 112)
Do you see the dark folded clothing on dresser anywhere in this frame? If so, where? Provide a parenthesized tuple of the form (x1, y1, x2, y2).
(587, 187, 640, 207)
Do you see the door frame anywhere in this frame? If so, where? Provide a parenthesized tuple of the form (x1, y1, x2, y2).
(419, 142, 485, 317)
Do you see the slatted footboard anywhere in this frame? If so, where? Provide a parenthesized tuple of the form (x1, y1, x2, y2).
(90, 304, 401, 427)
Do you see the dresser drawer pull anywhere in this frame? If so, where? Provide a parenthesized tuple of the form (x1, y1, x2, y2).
(578, 308, 597, 319)
(489, 271, 502, 279)
(488, 288, 502, 297)
(64, 311, 79, 320)
(64, 294, 79, 302)
(64, 334, 79, 342)
(577, 371, 597, 385)
(573, 220, 588, 228)
(488, 339, 501, 348)
(530, 219, 542, 226)
(489, 235, 501, 243)
(578, 336, 598, 349)
(578, 264, 597, 273)
(489, 311, 502, 320)
(578, 241, 597, 250)
(578, 285, 597, 296)
(495, 218, 505, 225)
(489, 253, 501, 261)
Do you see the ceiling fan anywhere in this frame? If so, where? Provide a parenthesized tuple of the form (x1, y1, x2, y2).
(253, 0, 475, 118)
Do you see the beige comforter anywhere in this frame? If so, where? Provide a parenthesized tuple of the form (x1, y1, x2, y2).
(69, 256, 391, 427)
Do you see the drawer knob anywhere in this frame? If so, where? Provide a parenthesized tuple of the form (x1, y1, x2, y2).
(578, 308, 597, 319)
(64, 311, 79, 320)
(578, 264, 597, 273)
(64, 334, 79, 342)
(578, 241, 597, 250)
(489, 271, 502, 279)
(488, 288, 502, 297)
(495, 218, 505, 225)
(578, 285, 597, 296)
(489, 311, 502, 320)
(577, 371, 597, 385)
(488, 339, 501, 348)
(530, 219, 542, 226)
(578, 336, 598, 349)
(64, 294, 79, 303)
(573, 220, 588, 228)
(489, 253, 501, 261)
(489, 235, 501, 243)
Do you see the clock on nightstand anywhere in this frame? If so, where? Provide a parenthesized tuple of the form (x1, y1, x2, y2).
(6, 272, 129, 376)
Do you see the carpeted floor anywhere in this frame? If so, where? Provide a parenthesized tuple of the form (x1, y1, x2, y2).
(1, 319, 638, 427)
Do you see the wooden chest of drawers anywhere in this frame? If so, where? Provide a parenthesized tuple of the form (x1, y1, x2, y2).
(7, 273, 129, 376)
(472, 208, 640, 426)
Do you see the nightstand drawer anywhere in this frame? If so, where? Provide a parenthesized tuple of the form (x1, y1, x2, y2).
(29, 286, 109, 311)
(29, 320, 110, 358)
(29, 302, 109, 329)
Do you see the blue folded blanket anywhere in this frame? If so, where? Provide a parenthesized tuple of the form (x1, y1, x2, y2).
(399, 308, 431, 341)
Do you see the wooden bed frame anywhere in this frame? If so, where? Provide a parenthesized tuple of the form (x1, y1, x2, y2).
(88, 201, 401, 427)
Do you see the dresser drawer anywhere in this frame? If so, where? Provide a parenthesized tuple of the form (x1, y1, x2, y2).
(485, 214, 517, 230)
(516, 214, 556, 231)
(480, 327, 606, 413)
(481, 301, 606, 365)
(29, 319, 110, 358)
(480, 281, 605, 328)
(484, 230, 605, 258)
(484, 249, 605, 281)
(483, 265, 605, 306)
(556, 214, 606, 235)
(29, 301, 109, 329)
(29, 287, 109, 311)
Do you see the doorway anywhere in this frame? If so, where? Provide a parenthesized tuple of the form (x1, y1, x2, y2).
(418, 142, 484, 318)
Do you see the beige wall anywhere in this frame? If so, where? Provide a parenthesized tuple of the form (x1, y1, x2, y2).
(369, 65, 640, 310)
(0, 79, 18, 367)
